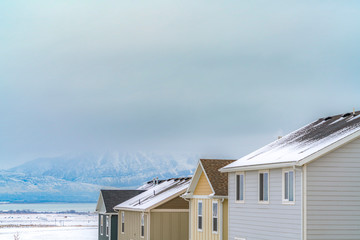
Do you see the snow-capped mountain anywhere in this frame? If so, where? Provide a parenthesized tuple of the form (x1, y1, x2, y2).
(2, 152, 197, 202)
(0, 170, 108, 203)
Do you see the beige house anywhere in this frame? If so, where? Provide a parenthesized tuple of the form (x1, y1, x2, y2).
(182, 159, 235, 240)
(114, 177, 191, 240)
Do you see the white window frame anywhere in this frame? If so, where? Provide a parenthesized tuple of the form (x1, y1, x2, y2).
(100, 215, 104, 235)
(212, 201, 218, 234)
(197, 200, 203, 231)
(258, 170, 269, 204)
(235, 172, 245, 203)
(121, 211, 125, 234)
(140, 213, 145, 238)
(106, 216, 110, 237)
(282, 168, 295, 204)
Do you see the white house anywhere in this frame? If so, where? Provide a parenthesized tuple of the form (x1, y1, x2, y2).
(221, 111, 360, 240)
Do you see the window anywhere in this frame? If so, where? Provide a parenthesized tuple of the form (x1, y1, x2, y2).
(121, 211, 125, 234)
(212, 201, 218, 233)
(140, 214, 145, 238)
(100, 215, 104, 235)
(236, 173, 245, 202)
(106, 216, 109, 236)
(283, 169, 295, 203)
(259, 171, 269, 203)
(198, 200, 203, 231)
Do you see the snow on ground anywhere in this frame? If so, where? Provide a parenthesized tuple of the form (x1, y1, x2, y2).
(0, 213, 97, 240)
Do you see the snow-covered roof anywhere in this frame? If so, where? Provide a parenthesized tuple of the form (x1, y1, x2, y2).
(222, 111, 360, 171)
(114, 177, 191, 212)
(96, 190, 145, 213)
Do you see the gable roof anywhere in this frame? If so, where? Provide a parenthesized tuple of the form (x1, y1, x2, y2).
(199, 159, 236, 196)
(97, 190, 145, 213)
(222, 111, 360, 172)
(114, 177, 191, 212)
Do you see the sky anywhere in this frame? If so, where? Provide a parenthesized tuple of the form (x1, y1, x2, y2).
(1, 0, 360, 169)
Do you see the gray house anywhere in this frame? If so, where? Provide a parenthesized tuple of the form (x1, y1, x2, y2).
(95, 190, 145, 240)
(221, 111, 360, 240)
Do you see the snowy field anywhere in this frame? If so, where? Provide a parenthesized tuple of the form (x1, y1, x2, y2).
(0, 213, 97, 240)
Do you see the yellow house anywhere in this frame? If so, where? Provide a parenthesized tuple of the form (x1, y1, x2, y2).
(182, 159, 235, 240)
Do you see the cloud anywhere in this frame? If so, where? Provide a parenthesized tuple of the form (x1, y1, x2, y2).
(1, 0, 360, 167)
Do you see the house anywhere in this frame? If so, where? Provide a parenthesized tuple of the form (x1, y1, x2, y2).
(220, 111, 360, 240)
(182, 159, 235, 240)
(95, 189, 145, 240)
(114, 177, 191, 240)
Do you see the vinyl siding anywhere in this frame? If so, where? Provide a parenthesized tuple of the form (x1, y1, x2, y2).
(194, 172, 213, 195)
(150, 212, 189, 240)
(228, 168, 302, 240)
(110, 215, 118, 240)
(306, 137, 360, 240)
(155, 196, 189, 209)
(99, 214, 109, 240)
(118, 211, 147, 240)
(190, 198, 221, 240)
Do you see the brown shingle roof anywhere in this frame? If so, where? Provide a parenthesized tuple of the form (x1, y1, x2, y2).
(200, 159, 236, 196)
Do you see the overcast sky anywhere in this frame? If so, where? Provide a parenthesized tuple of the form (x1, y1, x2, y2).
(1, 0, 360, 169)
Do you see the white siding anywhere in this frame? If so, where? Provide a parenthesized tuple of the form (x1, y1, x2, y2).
(228, 168, 302, 240)
(307, 137, 360, 240)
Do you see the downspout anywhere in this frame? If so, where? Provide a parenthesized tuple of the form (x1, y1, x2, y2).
(182, 197, 191, 240)
(220, 198, 224, 240)
(147, 211, 150, 240)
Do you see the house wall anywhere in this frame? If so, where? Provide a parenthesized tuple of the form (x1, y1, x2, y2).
(228, 168, 302, 240)
(110, 215, 118, 240)
(223, 199, 228, 240)
(98, 214, 109, 240)
(150, 211, 189, 240)
(190, 198, 221, 240)
(155, 196, 188, 209)
(194, 172, 213, 195)
(306, 137, 360, 239)
(118, 211, 148, 240)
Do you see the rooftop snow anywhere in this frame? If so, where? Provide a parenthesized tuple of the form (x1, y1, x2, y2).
(114, 177, 191, 211)
(223, 111, 360, 170)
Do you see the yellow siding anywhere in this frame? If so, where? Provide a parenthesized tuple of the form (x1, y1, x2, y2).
(150, 212, 189, 240)
(193, 172, 213, 195)
(190, 199, 221, 240)
(118, 211, 148, 240)
(223, 199, 228, 240)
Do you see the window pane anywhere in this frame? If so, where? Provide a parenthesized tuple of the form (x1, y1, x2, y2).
(284, 172, 289, 200)
(289, 171, 294, 201)
(213, 217, 218, 232)
(141, 226, 144, 237)
(263, 173, 268, 201)
(198, 202, 202, 215)
(240, 174, 244, 201)
(236, 175, 240, 201)
(213, 203, 218, 217)
(259, 173, 264, 201)
(198, 216, 202, 230)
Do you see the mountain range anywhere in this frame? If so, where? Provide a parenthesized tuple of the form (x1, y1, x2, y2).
(0, 152, 197, 203)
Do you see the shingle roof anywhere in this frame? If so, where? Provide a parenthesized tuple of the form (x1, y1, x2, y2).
(101, 190, 145, 213)
(200, 159, 236, 196)
(114, 177, 191, 211)
(223, 111, 360, 170)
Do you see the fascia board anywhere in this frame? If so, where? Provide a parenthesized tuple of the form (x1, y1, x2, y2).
(199, 161, 215, 195)
(186, 161, 203, 194)
(219, 162, 296, 172)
